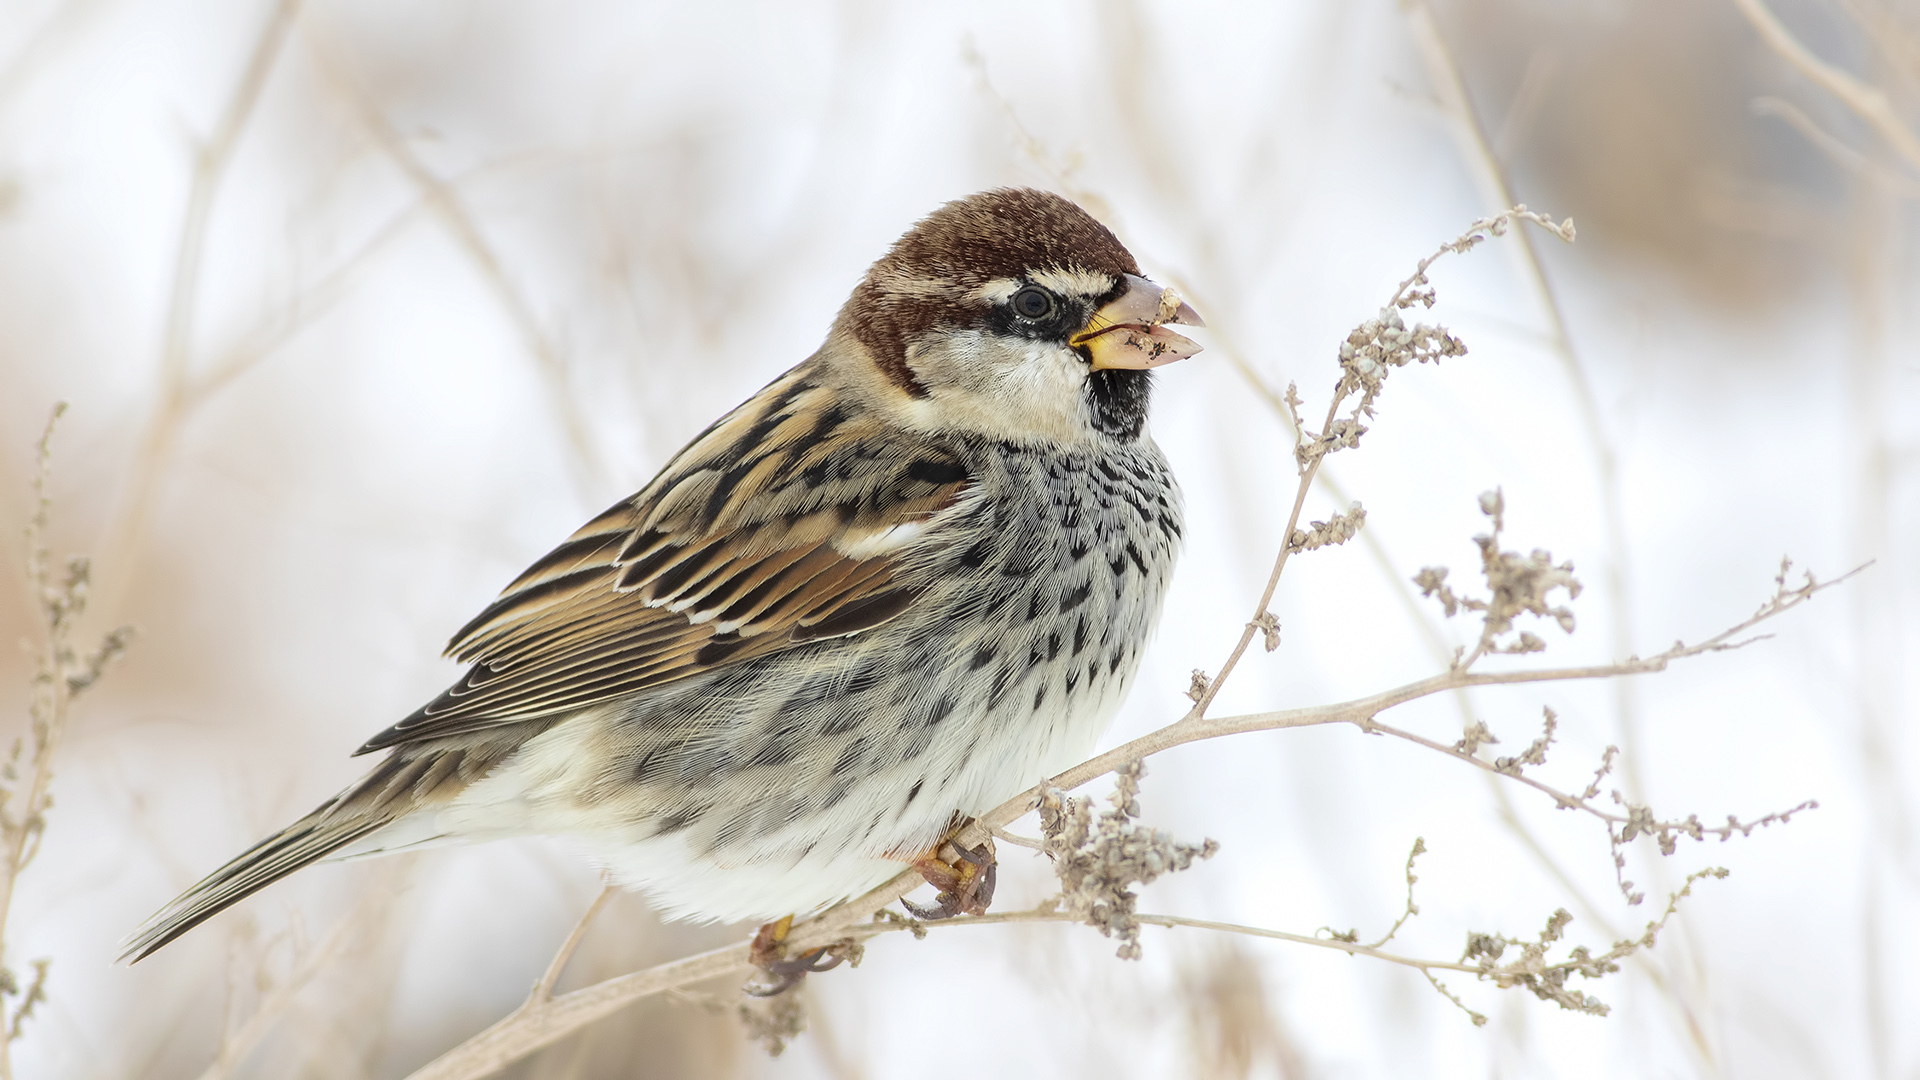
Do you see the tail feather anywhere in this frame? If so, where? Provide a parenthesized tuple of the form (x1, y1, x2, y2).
(120, 810, 392, 962)
(122, 733, 531, 963)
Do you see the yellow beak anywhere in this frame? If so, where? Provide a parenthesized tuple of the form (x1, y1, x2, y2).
(1069, 274, 1205, 371)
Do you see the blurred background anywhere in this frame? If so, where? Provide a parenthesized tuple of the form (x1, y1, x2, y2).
(0, 0, 1914, 1076)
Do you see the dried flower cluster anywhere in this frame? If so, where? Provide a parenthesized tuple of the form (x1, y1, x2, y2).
(1494, 707, 1558, 776)
(1286, 310, 1465, 471)
(1414, 488, 1582, 664)
(1454, 866, 1729, 1025)
(1335, 307, 1466, 415)
(1283, 211, 1571, 477)
(1287, 502, 1368, 554)
(1250, 611, 1281, 653)
(1037, 762, 1218, 960)
(736, 993, 806, 1058)
(1603, 788, 1816, 907)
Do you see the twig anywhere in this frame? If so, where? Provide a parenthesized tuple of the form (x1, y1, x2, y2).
(534, 885, 617, 1002)
(1364, 838, 1426, 950)
(404, 941, 749, 1080)
(987, 826, 1046, 851)
(193, 915, 358, 1080)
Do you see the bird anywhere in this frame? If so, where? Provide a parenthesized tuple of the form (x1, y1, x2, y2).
(124, 187, 1202, 975)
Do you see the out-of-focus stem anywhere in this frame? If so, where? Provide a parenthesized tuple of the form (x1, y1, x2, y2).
(95, 0, 300, 620)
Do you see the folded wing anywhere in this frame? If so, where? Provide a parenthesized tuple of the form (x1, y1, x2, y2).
(359, 374, 971, 753)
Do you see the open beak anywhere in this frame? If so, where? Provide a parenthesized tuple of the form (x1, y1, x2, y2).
(1069, 274, 1205, 371)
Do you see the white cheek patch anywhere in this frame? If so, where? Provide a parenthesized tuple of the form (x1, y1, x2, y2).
(989, 340, 1087, 404)
(903, 328, 1101, 444)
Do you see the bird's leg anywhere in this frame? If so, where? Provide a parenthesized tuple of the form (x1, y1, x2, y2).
(743, 914, 846, 997)
(901, 828, 997, 921)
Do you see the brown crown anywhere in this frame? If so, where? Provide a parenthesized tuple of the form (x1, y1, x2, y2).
(841, 189, 1141, 396)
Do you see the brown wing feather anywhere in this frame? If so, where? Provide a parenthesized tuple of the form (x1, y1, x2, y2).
(357, 367, 969, 754)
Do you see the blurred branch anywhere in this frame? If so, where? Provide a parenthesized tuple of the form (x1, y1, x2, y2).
(534, 884, 617, 1002)
(1731, 0, 1920, 175)
(194, 915, 356, 1080)
(180, 198, 430, 412)
(1384, 5, 1728, 1039)
(405, 940, 747, 1080)
(1752, 97, 1920, 197)
(303, 21, 609, 490)
(0, 406, 135, 1079)
(97, 0, 300, 612)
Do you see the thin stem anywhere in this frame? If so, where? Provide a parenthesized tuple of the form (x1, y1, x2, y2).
(193, 918, 356, 1080)
(848, 907, 1488, 974)
(534, 885, 617, 1002)
(1186, 388, 1340, 720)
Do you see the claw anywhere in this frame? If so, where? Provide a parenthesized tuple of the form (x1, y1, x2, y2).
(744, 945, 839, 997)
(905, 835, 998, 920)
(743, 964, 807, 998)
(900, 895, 950, 921)
(743, 915, 853, 996)
(973, 855, 998, 910)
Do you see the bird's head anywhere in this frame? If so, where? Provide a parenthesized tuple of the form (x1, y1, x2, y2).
(831, 188, 1203, 444)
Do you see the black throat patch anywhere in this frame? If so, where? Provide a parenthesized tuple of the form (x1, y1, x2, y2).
(1085, 368, 1153, 440)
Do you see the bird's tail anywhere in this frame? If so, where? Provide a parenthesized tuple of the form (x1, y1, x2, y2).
(121, 736, 519, 963)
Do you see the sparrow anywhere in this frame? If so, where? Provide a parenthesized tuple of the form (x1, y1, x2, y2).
(124, 187, 1201, 968)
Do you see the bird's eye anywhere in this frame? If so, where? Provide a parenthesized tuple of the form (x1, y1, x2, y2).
(1011, 286, 1054, 320)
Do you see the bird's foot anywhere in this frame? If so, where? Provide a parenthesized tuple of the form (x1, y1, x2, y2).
(901, 833, 997, 921)
(743, 915, 848, 997)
